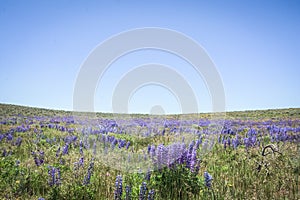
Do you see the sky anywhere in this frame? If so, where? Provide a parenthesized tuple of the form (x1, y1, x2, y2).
(0, 0, 299, 114)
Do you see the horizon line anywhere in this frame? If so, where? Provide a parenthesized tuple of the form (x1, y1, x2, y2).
(0, 102, 299, 116)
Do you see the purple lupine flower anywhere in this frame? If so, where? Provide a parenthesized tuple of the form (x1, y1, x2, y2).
(62, 143, 69, 155)
(145, 169, 151, 181)
(250, 135, 257, 145)
(218, 135, 222, 143)
(101, 134, 106, 143)
(38, 198, 45, 200)
(32, 151, 43, 166)
(204, 171, 213, 188)
(111, 138, 118, 150)
(156, 144, 165, 169)
(149, 145, 156, 158)
(79, 145, 83, 155)
(179, 143, 187, 165)
(147, 145, 151, 154)
(56, 147, 60, 158)
(38, 150, 45, 165)
(195, 160, 201, 174)
(83, 159, 94, 185)
(114, 175, 123, 200)
(125, 185, 132, 200)
(172, 142, 183, 166)
(223, 138, 227, 149)
(59, 158, 65, 165)
(227, 138, 231, 147)
(15, 137, 22, 147)
(6, 133, 13, 141)
(15, 160, 20, 166)
(56, 168, 61, 185)
(126, 141, 131, 150)
(188, 141, 195, 153)
(195, 139, 201, 150)
(119, 139, 127, 148)
(147, 189, 155, 200)
(46, 166, 61, 186)
(186, 149, 192, 169)
(139, 182, 147, 200)
(233, 136, 239, 149)
(244, 138, 250, 148)
(48, 166, 56, 186)
(161, 129, 165, 136)
(166, 144, 174, 168)
(189, 148, 197, 172)
(39, 150, 44, 157)
(2, 149, 7, 157)
(79, 157, 84, 167)
(221, 136, 226, 144)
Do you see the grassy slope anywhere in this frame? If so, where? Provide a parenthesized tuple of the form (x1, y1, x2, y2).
(1, 103, 300, 119)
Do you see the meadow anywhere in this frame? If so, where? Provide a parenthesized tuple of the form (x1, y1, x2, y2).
(0, 103, 299, 199)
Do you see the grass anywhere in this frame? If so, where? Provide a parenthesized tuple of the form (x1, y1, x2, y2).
(0, 103, 299, 199)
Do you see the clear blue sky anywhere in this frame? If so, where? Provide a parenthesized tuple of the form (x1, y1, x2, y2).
(0, 0, 299, 114)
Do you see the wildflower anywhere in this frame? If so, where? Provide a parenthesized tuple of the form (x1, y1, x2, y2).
(79, 157, 84, 167)
(233, 136, 239, 149)
(118, 139, 126, 148)
(195, 139, 201, 149)
(145, 169, 151, 181)
(2, 149, 7, 157)
(125, 185, 132, 200)
(126, 141, 131, 150)
(188, 140, 195, 153)
(32, 151, 44, 166)
(47, 165, 61, 186)
(195, 160, 201, 174)
(15, 137, 22, 147)
(161, 129, 165, 136)
(149, 145, 156, 158)
(244, 138, 250, 148)
(79, 145, 83, 155)
(6, 133, 13, 141)
(139, 182, 147, 200)
(189, 148, 197, 172)
(157, 144, 166, 169)
(114, 175, 123, 200)
(48, 166, 56, 186)
(204, 171, 213, 188)
(62, 143, 69, 155)
(56, 168, 61, 185)
(148, 189, 155, 200)
(56, 147, 60, 158)
(111, 138, 118, 150)
(83, 159, 94, 185)
(227, 138, 231, 147)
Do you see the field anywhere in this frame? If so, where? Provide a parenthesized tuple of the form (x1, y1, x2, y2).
(0, 103, 299, 199)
